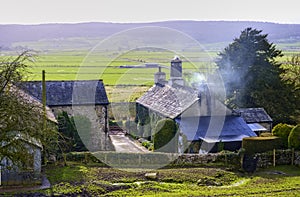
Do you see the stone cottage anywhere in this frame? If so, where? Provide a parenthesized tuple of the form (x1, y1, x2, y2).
(1, 133, 43, 186)
(22, 80, 110, 151)
(1, 87, 57, 186)
(136, 56, 258, 153)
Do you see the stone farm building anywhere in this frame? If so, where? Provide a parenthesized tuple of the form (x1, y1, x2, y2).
(1, 87, 57, 186)
(22, 80, 110, 151)
(136, 57, 271, 153)
(232, 108, 273, 135)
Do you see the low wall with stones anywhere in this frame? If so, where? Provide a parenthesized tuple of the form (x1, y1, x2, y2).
(256, 149, 300, 168)
(64, 150, 300, 169)
(172, 152, 241, 166)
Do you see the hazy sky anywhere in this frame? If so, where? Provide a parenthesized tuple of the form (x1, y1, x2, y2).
(1, 0, 300, 24)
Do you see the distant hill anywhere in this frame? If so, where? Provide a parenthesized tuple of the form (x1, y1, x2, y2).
(1, 21, 300, 50)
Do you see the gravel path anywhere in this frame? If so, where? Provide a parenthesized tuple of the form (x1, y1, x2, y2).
(109, 134, 150, 153)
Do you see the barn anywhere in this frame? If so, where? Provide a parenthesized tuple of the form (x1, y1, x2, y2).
(22, 80, 110, 151)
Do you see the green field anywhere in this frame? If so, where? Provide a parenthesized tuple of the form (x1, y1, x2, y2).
(9, 50, 217, 86)
(4, 40, 298, 85)
(2, 40, 299, 90)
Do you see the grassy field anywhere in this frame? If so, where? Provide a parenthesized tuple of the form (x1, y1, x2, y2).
(20, 49, 217, 84)
(2, 44, 297, 85)
(2, 162, 300, 196)
(2, 42, 299, 102)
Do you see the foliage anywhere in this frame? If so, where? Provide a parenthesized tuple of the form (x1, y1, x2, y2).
(280, 54, 300, 90)
(0, 50, 58, 166)
(65, 152, 103, 164)
(57, 112, 90, 152)
(216, 27, 297, 124)
(288, 124, 300, 150)
(259, 132, 273, 137)
(217, 140, 225, 152)
(135, 104, 150, 126)
(72, 115, 92, 151)
(242, 136, 282, 155)
(272, 123, 294, 148)
(153, 118, 178, 153)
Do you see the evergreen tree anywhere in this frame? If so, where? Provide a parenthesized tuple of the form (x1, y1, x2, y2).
(216, 27, 297, 123)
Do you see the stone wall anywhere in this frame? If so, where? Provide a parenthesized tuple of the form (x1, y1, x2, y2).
(51, 105, 111, 151)
(173, 152, 240, 166)
(256, 149, 300, 168)
(64, 150, 300, 169)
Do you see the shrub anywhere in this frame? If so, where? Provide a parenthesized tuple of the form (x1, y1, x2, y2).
(288, 125, 300, 150)
(57, 112, 90, 152)
(153, 118, 178, 153)
(259, 132, 273, 137)
(242, 136, 282, 155)
(272, 123, 294, 148)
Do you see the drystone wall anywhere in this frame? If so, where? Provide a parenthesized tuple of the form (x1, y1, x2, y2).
(64, 150, 300, 169)
(256, 149, 300, 168)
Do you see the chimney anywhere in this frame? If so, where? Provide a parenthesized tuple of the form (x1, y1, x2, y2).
(169, 56, 184, 86)
(154, 67, 167, 85)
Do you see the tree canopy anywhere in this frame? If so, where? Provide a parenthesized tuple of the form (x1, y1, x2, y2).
(216, 27, 298, 124)
(0, 51, 57, 166)
(280, 54, 300, 91)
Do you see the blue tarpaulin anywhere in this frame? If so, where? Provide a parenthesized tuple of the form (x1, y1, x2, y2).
(178, 115, 257, 142)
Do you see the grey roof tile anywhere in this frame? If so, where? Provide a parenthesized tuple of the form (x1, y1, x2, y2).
(136, 84, 199, 119)
(22, 80, 109, 106)
(232, 108, 272, 123)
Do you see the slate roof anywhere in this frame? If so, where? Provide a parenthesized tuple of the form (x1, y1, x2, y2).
(10, 85, 57, 123)
(1, 132, 43, 149)
(136, 84, 199, 119)
(22, 80, 109, 106)
(232, 108, 273, 123)
(178, 115, 256, 142)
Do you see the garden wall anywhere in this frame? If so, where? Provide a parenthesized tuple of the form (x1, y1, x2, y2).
(256, 149, 300, 168)
(66, 150, 300, 169)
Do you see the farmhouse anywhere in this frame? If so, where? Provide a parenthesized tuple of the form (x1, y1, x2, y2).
(136, 56, 261, 153)
(1, 87, 56, 186)
(22, 80, 110, 151)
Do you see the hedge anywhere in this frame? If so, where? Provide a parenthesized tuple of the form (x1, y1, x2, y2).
(242, 136, 282, 155)
(288, 124, 300, 150)
(153, 118, 178, 153)
(272, 123, 294, 148)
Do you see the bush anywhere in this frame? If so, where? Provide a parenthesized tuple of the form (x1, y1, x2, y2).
(153, 118, 178, 153)
(288, 125, 300, 150)
(259, 132, 273, 137)
(272, 123, 294, 148)
(57, 112, 90, 152)
(65, 152, 102, 163)
(242, 136, 282, 155)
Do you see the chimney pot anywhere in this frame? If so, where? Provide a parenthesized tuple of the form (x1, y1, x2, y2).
(169, 56, 184, 86)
